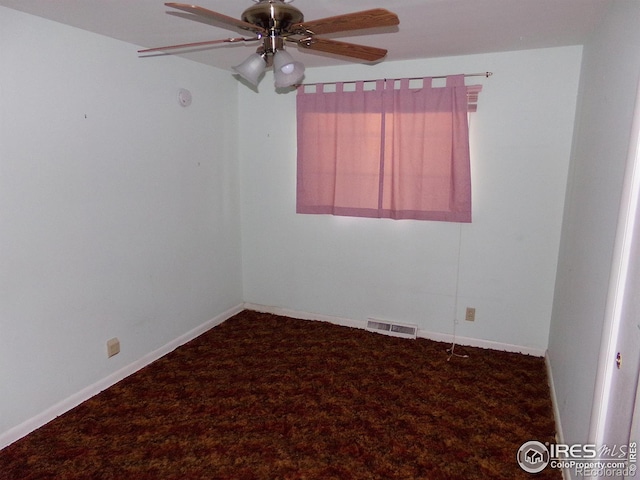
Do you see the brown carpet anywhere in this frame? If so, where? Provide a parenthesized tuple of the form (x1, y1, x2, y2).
(0, 310, 561, 479)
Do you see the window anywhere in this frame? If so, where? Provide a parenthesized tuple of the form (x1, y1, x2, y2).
(296, 75, 475, 222)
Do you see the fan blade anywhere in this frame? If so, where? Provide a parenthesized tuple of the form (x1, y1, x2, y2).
(138, 37, 257, 54)
(296, 37, 387, 62)
(165, 3, 267, 35)
(289, 9, 399, 36)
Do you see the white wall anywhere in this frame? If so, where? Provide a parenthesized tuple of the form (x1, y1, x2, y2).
(0, 8, 243, 437)
(239, 46, 582, 352)
(548, 0, 640, 447)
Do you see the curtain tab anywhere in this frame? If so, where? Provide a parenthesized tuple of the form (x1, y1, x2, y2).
(446, 74, 466, 86)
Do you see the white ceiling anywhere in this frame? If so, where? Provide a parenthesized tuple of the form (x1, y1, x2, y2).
(0, 0, 613, 70)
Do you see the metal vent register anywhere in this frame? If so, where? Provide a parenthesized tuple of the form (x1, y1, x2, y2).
(365, 319, 418, 339)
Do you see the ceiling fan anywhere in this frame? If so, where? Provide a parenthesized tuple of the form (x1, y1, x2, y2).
(138, 1, 400, 88)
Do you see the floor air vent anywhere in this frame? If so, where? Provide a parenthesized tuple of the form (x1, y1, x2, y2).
(366, 319, 418, 339)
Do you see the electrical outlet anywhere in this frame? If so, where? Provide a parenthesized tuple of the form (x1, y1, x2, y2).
(465, 307, 476, 322)
(107, 338, 120, 358)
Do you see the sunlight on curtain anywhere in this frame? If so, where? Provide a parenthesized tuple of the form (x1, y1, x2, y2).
(296, 75, 473, 222)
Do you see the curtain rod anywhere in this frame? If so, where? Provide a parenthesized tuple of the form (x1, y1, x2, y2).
(418, 71, 492, 80)
(298, 72, 492, 87)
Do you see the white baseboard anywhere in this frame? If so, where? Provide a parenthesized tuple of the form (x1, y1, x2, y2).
(243, 303, 366, 330)
(545, 354, 570, 480)
(422, 330, 546, 357)
(243, 303, 546, 357)
(0, 303, 244, 450)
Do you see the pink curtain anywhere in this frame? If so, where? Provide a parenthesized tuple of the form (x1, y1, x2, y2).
(296, 75, 472, 222)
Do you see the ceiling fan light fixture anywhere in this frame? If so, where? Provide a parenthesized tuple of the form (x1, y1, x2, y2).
(145, 3, 399, 91)
(273, 50, 305, 87)
(232, 52, 267, 86)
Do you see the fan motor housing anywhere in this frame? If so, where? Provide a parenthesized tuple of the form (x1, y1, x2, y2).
(241, 0, 304, 32)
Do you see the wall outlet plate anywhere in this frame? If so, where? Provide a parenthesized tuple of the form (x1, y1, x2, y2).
(107, 338, 120, 358)
(465, 307, 476, 322)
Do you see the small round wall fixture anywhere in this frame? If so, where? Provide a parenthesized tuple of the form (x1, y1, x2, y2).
(177, 88, 192, 107)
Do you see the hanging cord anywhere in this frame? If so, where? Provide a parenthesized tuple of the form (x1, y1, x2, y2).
(447, 224, 469, 361)
(446, 320, 469, 361)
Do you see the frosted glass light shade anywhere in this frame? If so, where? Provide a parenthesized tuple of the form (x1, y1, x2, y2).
(232, 53, 267, 86)
(273, 50, 305, 88)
